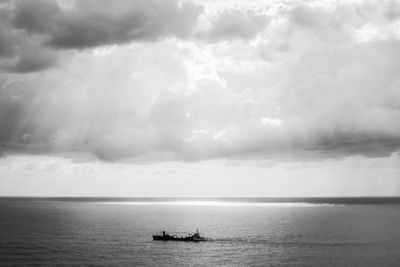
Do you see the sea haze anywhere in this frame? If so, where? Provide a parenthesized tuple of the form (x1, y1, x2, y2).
(1, 197, 400, 266)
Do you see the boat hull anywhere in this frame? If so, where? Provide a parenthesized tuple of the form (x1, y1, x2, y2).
(152, 235, 206, 242)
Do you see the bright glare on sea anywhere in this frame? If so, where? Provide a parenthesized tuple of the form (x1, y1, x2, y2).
(1, 198, 400, 266)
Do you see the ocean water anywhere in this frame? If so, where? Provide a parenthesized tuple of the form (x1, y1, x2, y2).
(1, 198, 400, 266)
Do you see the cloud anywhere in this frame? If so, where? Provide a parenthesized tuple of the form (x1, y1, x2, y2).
(289, 5, 326, 28)
(0, 0, 273, 73)
(3, 44, 56, 73)
(0, 0, 400, 162)
(0, 27, 15, 58)
(0, 0, 203, 72)
(0, 1, 56, 73)
(204, 10, 269, 41)
(10, 0, 270, 49)
(12, 0, 204, 49)
(1, 39, 400, 162)
(384, 0, 400, 20)
(7, 0, 271, 48)
(12, 0, 61, 34)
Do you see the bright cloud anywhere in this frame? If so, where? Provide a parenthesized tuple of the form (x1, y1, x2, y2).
(0, 0, 399, 164)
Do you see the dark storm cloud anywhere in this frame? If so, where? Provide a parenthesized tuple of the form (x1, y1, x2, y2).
(12, 0, 60, 34)
(1, 43, 56, 73)
(0, 28, 15, 58)
(0, 1, 56, 73)
(0, 0, 272, 73)
(11, 52, 54, 73)
(0, 37, 56, 73)
(314, 134, 400, 158)
(12, 0, 203, 49)
(0, 0, 203, 72)
(7, 0, 270, 50)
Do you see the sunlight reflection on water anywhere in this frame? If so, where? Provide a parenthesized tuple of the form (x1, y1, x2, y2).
(99, 201, 342, 207)
(1, 199, 400, 266)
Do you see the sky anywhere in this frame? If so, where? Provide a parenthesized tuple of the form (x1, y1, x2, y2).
(0, 0, 399, 197)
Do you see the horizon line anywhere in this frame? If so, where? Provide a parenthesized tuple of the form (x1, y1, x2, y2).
(1, 196, 400, 204)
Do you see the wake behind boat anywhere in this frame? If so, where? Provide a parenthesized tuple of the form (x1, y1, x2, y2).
(153, 229, 207, 242)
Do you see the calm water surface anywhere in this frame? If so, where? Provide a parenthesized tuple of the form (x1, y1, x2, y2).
(1, 199, 400, 266)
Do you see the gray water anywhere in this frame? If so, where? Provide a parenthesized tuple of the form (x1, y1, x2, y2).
(1, 198, 400, 266)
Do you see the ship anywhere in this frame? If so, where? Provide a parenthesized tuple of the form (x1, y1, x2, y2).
(152, 229, 207, 242)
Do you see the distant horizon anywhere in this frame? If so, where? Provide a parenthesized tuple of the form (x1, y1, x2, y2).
(2, 196, 400, 204)
(2, 195, 400, 198)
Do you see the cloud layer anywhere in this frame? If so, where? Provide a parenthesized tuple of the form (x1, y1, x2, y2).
(13, 0, 203, 48)
(0, 0, 269, 73)
(0, 0, 400, 162)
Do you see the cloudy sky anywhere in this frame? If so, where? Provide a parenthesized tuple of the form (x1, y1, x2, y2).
(0, 0, 399, 197)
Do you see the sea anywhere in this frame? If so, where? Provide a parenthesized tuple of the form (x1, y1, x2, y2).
(1, 197, 400, 266)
